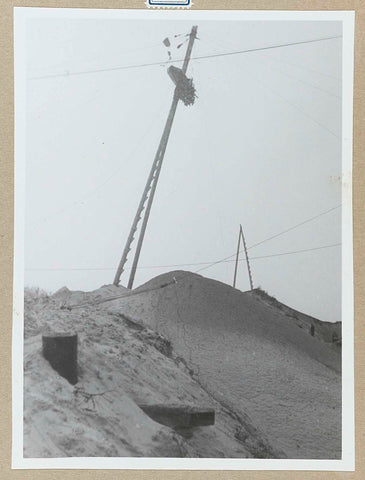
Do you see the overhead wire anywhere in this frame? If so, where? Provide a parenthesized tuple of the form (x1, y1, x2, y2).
(26, 205, 342, 273)
(253, 53, 341, 99)
(203, 30, 341, 82)
(44, 241, 341, 310)
(26, 242, 341, 273)
(255, 52, 341, 81)
(66, 280, 179, 310)
(202, 34, 340, 139)
(250, 242, 341, 260)
(247, 204, 341, 250)
(29, 39, 166, 79)
(29, 35, 342, 80)
(28, 33, 342, 226)
(192, 204, 342, 274)
(248, 74, 340, 138)
(26, 33, 343, 295)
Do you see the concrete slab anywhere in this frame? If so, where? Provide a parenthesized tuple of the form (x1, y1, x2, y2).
(138, 403, 215, 428)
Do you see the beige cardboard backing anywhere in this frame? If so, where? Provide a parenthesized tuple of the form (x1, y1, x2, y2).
(1, 1, 364, 478)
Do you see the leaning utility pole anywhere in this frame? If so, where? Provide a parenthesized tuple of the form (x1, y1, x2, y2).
(233, 224, 254, 291)
(113, 26, 198, 288)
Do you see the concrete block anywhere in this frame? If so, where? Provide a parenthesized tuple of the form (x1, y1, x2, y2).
(138, 403, 215, 428)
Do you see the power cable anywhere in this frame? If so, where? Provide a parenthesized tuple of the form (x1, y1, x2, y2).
(202, 34, 340, 138)
(250, 242, 340, 260)
(249, 74, 340, 138)
(26, 204, 341, 271)
(248, 204, 341, 250)
(28, 35, 341, 225)
(203, 30, 341, 82)
(32, 242, 341, 311)
(253, 54, 341, 99)
(25, 242, 341, 272)
(257, 53, 341, 81)
(193, 204, 341, 274)
(67, 279, 178, 310)
(29, 40, 166, 78)
(29, 35, 342, 80)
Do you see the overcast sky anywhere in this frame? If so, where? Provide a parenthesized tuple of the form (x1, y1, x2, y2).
(22, 12, 343, 322)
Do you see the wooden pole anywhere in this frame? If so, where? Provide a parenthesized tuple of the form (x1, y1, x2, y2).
(233, 225, 242, 288)
(113, 145, 164, 285)
(126, 95, 179, 289)
(241, 226, 254, 290)
(233, 225, 254, 291)
(124, 26, 198, 289)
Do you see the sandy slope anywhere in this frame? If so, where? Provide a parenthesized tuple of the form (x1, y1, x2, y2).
(24, 286, 278, 458)
(24, 335, 185, 458)
(249, 288, 341, 347)
(106, 271, 341, 459)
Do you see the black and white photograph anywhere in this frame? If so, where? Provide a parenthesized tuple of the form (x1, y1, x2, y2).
(13, 8, 354, 470)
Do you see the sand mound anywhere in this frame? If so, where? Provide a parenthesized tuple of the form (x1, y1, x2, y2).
(107, 270, 341, 459)
(24, 286, 279, 458)
(249, 288, 341, 347)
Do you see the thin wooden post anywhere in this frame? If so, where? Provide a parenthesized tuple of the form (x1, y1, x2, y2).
(233, 224, 254, 291)
(233, 226, 242, 288)
(241, 226, 254, 291)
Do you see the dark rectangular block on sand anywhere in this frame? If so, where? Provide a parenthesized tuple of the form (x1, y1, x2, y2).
(138, 404, 215, 428)
(42, 334, 78, 385)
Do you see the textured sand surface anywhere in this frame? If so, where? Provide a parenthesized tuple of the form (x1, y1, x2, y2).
(23, 283, 278, 458)
(107, 271, 341, 459)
